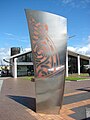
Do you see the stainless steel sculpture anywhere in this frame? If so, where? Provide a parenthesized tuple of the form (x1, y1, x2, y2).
(25, 9, 67, 114)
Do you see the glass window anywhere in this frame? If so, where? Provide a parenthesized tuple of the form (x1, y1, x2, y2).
(17, 52, 33, 62)
(17, 55, 26, 62)
(26, 53, 31, 62)
(68, 55, 78, 74)
(26, 52, 33, 62)
(80, 58, 89, 73)
(17, 56, 22, 62)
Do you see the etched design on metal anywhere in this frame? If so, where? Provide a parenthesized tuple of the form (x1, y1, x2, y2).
(28, 15, 64, 78)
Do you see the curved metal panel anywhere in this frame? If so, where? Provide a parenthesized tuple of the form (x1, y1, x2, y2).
(25, 9, 67, 114)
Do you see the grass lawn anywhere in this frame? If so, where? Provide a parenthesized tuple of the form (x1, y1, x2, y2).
(65, 76, 87, 81)
(79, 73, 89, 77)
(24, 76, 34, 80)
(24, 73, 90, 81)
(66, 73, 90, 81)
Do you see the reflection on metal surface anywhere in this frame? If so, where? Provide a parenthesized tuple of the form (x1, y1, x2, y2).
(25, 9, 67, 114)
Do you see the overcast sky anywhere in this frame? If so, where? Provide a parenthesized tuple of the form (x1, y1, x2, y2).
(0, 0, 90, 65)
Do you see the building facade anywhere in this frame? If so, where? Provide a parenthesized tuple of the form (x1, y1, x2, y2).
(10, 51, 34, 78)
(66, 50, 90, 77)
(7, 50, 90, 78)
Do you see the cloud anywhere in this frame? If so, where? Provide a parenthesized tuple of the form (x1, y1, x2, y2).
(68, 44, 90, 56)
(24, 48, 31, 52)
(4, 32, 29, 43)
(88, 35, 90, 42)
(21, 47, 31, 53)
(62, 0, 90, 8)
(68, 35, 90, 56)
(0, 48, 10, 65)
(79, 46, 90, 55)
(20, 38, 29, 43)
(62, 0, 73, 4)
(67, 46, 76, 52)
(4, 33, 15, 36)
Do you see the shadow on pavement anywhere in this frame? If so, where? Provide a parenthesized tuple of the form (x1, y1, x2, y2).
(7, 95, 36, 112)
(81, 117, 90, 120)
(76, 88, 90, 92)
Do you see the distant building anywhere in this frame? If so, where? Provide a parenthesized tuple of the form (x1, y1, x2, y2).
(11, 47, 20, 56)
(4, 49, 90, 78)
(9, 50, 33, 78)
(66, 50, 90, 77)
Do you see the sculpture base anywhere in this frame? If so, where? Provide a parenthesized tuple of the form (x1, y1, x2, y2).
(35, 71, 65, 114)
(37, 106, 60, 114)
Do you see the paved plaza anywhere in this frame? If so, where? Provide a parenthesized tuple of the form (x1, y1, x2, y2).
(0, 77, 90, 120)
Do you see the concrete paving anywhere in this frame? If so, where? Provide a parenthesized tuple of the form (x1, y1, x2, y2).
(0, 77, 90, 120)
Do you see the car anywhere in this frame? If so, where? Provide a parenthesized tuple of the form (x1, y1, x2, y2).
(1, 70, 8, 77)
(27, 70, 34, 76)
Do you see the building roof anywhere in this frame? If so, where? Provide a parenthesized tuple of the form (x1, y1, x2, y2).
(9, 50, 32, 59)
(68, 50, 90, 60)
(5, 49, 90, 61)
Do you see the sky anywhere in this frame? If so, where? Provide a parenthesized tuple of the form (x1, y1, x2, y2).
(0, 0, 90, 65)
